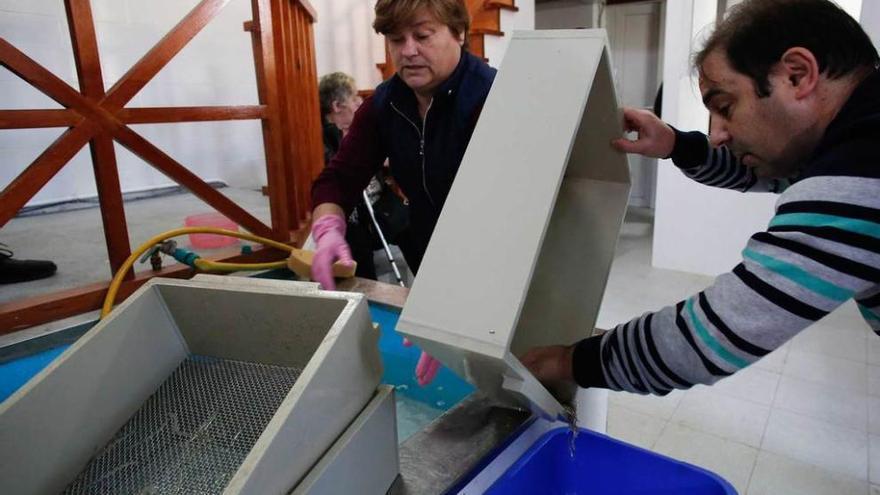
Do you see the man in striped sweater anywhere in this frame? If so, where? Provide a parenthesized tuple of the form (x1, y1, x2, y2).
(522, 0, 880, 396)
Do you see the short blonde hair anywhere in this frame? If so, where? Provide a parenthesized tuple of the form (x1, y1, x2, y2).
(318, 72, 356, 117)
(373, 0, 469, 39)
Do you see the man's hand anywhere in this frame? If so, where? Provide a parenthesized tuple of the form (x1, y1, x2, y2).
(520, 345, 576, 384)
(611, 107, 676, 158)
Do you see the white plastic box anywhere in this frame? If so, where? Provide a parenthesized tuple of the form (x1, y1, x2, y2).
(397, 30, 631, 419)
(0, 275, 393, 494)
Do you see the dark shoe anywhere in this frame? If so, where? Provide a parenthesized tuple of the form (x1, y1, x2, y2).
(0, 243, 57, 284)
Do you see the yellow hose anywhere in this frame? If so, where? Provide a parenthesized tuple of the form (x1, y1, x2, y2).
(100, 227, 353, 318)
(194, 259, 289, 272)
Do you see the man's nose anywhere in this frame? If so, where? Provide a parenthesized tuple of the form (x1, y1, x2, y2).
(708, 118, 731, 148)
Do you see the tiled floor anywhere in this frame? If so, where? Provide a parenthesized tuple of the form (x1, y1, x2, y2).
(602, 209, 879, 494)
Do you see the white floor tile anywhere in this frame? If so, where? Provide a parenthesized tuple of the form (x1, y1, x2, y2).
(754, 345, 789, 374)
(871, 366, 880, 398)
(870, 339, 880, 366)
(870, 397, 880, 435)
(653, 423, 758, 494)
(790, 323, 867, 363)
(784, 350, 867, 394)
(872, 435, 880, 485)
(606, 403, 666, 450)
(747, 451, 868, 495)
(817, 301, 873, 335)
(763, 409, 868, 480)
(608, 389, 684, 421)
(774, 375, 868, 431)
(671, 387, 770, 447)
(706, 365, 780, 406)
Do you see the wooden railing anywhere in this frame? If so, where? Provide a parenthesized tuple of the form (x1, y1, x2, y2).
(0, 0, 323, 333)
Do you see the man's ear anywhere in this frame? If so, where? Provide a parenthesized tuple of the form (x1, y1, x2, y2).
(331, 100, 343, 114)
(778, 47, 820, 99)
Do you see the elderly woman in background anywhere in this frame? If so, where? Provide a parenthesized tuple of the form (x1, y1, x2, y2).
(319, 72, 363, 163)
(318, 72, 380, 280)
(310, 0, 496, 386)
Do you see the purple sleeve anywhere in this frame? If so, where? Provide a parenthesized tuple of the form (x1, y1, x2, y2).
(311, 95, 387, 214)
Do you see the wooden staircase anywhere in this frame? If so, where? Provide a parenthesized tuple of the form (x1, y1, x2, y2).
(377, 0, 517, 80)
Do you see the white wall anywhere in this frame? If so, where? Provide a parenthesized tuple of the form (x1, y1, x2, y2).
(862, 0, 880, 47)
(486, 0, 535, 66)
(652, 0, 866, 277)
(535, 0, 597, 30)
(313, 0, 385, 90)
(0, 0, 266, 207)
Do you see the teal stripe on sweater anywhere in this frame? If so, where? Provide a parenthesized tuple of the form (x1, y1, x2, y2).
(770, 213, 880, 240)
(743, 248, 853, 302)
(859, 304, 880, 322)
(685, 298, 749, 369)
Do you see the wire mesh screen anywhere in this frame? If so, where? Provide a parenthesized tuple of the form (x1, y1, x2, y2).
(64, 355, 302, 495)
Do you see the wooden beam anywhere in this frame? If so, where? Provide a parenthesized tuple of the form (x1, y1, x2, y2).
(252, 0, 293, 239)
(297, 0, 318, 22)
(0, 109, 80, 129)
(0, 123, 97, 228)
(110, 124, 276, 239)
(0, 39, 94, 112)
(0, 247, 289, 334)
(86, 133, 133, 277)
(66, 0, 133, 279)
(65, 0, 106, 97)
(0, 39, 122, 133)
(299, 0, 318, 22)
(337, 277, 409, 309)
(1, 31, 273, 242)
(0, 109, 191, 134)
(277, 0, 302, 231)
(101, 0, 233, 111)
(119, 105, 267, 124)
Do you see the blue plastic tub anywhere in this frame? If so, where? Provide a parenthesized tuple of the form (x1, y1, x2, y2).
(475, 426, 737, 495)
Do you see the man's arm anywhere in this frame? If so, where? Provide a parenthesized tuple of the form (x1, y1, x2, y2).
(563, 176, 880, 394)
(670, 128, 789, 193)
(613, 108, 788, 194)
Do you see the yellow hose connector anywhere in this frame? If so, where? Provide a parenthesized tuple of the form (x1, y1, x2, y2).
(100, 227, 355, 318)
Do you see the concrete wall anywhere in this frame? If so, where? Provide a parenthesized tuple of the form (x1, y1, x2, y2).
(1, 0, 266, 207)
(651, 0, 866, 277)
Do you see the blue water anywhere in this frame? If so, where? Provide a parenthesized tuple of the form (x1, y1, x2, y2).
(369, 303, 474, 441)
(369, 304, 473, 408)
(0, 304, 473, 441)
(0, 346, 68, 402)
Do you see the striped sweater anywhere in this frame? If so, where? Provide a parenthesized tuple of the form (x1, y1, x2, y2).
(573, 69, 880, 395)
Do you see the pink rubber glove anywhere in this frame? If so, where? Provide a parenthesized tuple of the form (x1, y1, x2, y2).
(403, 338, 442, 386)
(310, 214, 354, 290)
(415, 352, 442, 386)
